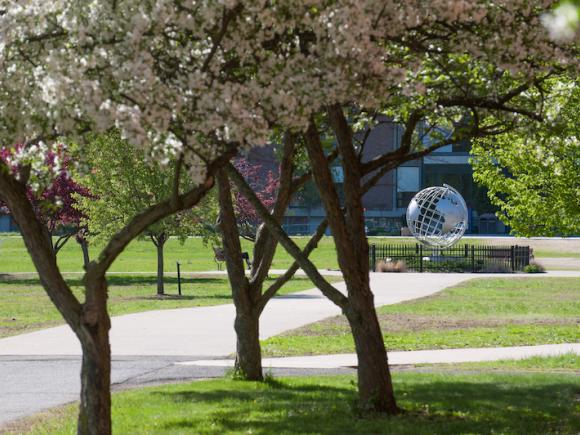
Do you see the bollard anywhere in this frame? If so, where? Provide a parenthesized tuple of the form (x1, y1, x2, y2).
(176, 261, 182, 296)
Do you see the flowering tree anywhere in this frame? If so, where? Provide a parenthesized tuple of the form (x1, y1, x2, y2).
(224, 0, 579, 415)
(0, 143, 92, 255)
(0, 2, 309, 432)
(232, 158, 278, 242)
(0, 0, 578, 431)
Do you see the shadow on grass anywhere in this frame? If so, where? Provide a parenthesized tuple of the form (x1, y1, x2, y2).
(131, 293, 233, 301)
(0, 275, 226, 287)
(147, 376, 578, 434)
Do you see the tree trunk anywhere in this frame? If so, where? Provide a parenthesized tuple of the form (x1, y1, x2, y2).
(77, 277, 112, 435)
(79, 238, 90, 269)
(234, 304, 263, 381)
(344, 277, 399, 414)
(303, 113, 399, 415)
(77, 332, 112, 434)
(216, 169, 264, 380)
(156, 236, 166, 296)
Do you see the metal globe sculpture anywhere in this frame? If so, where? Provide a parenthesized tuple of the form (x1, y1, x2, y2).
(406, 184, 468, 248)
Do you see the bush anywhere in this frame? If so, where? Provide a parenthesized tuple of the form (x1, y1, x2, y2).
(523, 261, 546, 273)
(376, 260, 407, 273)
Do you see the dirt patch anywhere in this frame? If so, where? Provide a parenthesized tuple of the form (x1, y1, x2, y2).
(377, 313, 578, 333)
(283, 313, 579, 337)
(0, 320, 62, 339)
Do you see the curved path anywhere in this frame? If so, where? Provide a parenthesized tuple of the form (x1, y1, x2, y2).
(0, 272, 472, 357)
(1, 271, 579, 426)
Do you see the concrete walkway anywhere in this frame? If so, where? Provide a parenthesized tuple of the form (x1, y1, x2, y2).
(1, 270, 578, 426)
(0, 271, 578, 357)
(184, 343, 580, 369)
(0, 272, 468, 356)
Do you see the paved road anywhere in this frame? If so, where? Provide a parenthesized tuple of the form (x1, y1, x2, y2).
(1, 271, 579, 426)
(0, 355, 353, 426)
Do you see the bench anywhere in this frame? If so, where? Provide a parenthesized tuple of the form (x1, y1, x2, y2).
(213, 247, 252, 271)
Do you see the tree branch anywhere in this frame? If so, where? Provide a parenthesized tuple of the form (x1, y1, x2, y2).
(327, 104, 365, 242)
(361, 110, 422, 175)
(257, 218, 329, 313)
(216, 168, 248, 287)
(437, 95, 542, 121)
(171, 153, 184, 208)
(251, 133, 296, 284)
(53, 234, 72, 255)
(302, 120, 350, 247)
(201, 5, 243, 73)
(226, 163, 349, 310)
(290, 147, 339, 194)
(89, 148, 236, 279)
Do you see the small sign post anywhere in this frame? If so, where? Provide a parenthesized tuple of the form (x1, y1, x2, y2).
(176, 261, 182, 296)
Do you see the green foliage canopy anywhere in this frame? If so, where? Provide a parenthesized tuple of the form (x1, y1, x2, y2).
(472, 82, 580, 236)
(75, 132, 218, 245)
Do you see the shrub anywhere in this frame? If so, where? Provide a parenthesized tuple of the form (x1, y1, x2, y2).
(523, 261, 546, 273)
(376, 260, 407, 273)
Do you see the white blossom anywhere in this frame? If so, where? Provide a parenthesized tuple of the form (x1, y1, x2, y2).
(0, 0, 577, 184)
(541, 2, 580, 41)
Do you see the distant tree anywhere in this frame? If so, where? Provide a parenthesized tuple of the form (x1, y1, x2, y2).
(76, 132, 212, 295)
(0, 143, 92, 256)
(472, 81, 580, 236)
(231, 158, 278, 242)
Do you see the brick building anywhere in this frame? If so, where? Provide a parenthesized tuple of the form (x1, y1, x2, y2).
(275, 119, 506, 236)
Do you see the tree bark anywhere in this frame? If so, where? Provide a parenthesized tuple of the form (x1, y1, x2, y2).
(77, 275, 112, 435)
(77, 342, 111, 435)
(344, 278, 398, 414)
(233, 303, 263, 380)
(154, 234, 167, 296)
(217, 169, 264, 380)
(301, 111, 399, 414)
(78, 238, 90, 269)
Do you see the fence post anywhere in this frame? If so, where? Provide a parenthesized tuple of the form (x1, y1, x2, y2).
(419, 244, 423, 272)
(176, 261, 182, 296)
(471, 245, 475, 272)
(525, 246, 531, 267)
(510, 246, 515, 272)
(371, 244, 376, 272)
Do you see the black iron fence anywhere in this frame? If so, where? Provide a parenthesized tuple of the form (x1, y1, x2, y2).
(369, 243, 531, 273)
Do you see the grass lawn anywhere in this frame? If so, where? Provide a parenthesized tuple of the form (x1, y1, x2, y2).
(262, 277, 580, 356)
(0, 275, 337, 338)
(1, 235, 578, 273)
(5, 371, 579, 434)
(0, 235, 342, 273)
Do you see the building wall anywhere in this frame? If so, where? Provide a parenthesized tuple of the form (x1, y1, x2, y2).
(248, 119, 506, 236)
(0, 215, 17, 232)
(360, 119, 399, 212)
